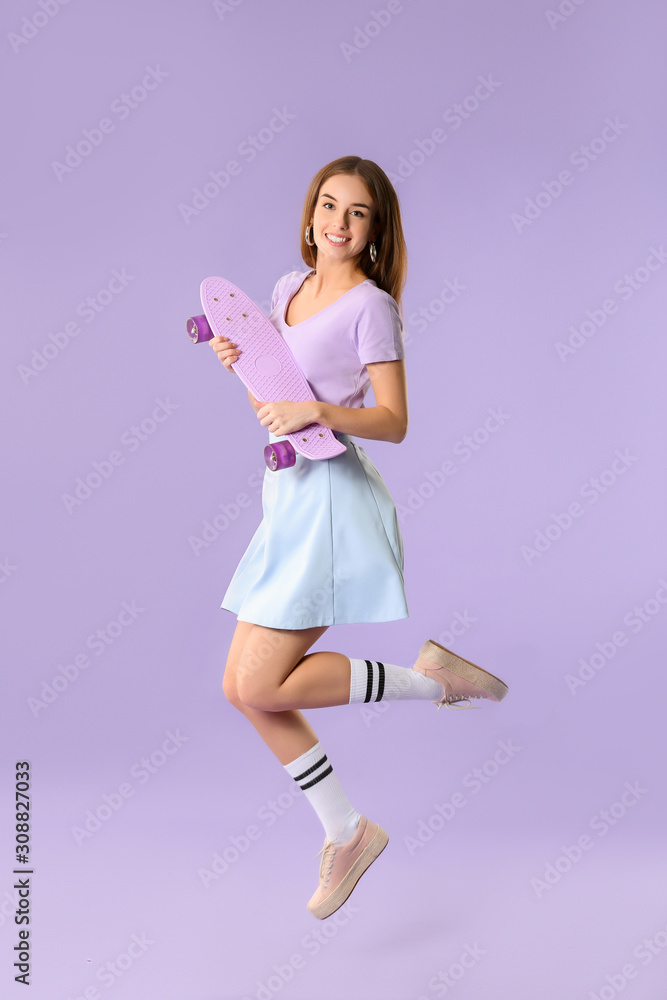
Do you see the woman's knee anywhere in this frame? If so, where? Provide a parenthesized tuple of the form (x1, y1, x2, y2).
(231, 623, 326, 711)
(222, 673, 243, 710)
(222, 619, 258, 709)
(223, 660, 278, 711)
(222, 656, 255, 712)
(234, 670, 280, 712)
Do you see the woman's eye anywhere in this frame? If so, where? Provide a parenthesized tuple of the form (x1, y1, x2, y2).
(322, 202, 363, 217)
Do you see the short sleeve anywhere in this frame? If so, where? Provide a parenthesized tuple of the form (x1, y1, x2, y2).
(354, 291, 405, 365)
(270, 274, 287, 313)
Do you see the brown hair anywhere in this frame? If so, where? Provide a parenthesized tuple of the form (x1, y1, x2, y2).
(299, 156, 408, 316)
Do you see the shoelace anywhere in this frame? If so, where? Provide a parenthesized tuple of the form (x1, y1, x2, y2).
(434, 692, 483, 711)
(313, 841, 338, 886)
(416, 661, 485, 711)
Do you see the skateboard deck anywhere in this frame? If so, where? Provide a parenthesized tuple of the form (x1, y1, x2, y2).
(199, 276, 347, 461)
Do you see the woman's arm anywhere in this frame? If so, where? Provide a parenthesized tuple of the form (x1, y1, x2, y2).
(255, 360, 408, 443)
(317, 359, 408, 444)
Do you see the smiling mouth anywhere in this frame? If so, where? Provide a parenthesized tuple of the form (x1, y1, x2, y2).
(325, 233, 351, 244)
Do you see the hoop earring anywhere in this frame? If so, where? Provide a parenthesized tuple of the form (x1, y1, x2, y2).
(369, 241, 377, 263)
(305, 224, 316, 246)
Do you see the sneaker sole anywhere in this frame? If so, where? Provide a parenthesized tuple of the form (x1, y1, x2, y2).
(307, 826, 389, 920)
(419, 639, 509, 702)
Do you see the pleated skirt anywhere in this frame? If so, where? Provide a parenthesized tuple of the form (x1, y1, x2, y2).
(220, 431, 409, 629)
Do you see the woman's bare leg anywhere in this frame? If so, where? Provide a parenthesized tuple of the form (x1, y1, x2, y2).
(223, 621, 367, 854)
(232, 624, 352, 713)
(223, 620, 334, 764)
(231, 625, 485, 713)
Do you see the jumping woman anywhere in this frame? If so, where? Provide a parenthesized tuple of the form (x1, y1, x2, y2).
(211, 155, 509, 921)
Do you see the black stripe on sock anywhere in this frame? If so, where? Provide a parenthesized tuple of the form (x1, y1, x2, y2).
(292, 754, 328, 783)
(375, 661, 385, 701)
(300, 764, 333, 790)
(364, 659, 374, 702)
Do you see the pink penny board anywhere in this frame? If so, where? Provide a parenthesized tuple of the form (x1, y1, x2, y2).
(200, 276, 346, 461)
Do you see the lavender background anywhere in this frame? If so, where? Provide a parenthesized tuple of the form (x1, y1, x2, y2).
(2, 0, 666, 998)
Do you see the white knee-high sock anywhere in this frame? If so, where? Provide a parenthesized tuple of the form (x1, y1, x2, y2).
(284, 742, 361, 846)
(348, 657, 443, 704)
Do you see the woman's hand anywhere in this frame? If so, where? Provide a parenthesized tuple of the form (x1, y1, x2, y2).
(209, 336, 241, 371)
(255, 400, 321, 436)
(208, 339, 318, 433)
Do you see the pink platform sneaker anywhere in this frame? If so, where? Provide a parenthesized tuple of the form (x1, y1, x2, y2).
(413, 639, 509, 711)
(307, 815, 389, 920)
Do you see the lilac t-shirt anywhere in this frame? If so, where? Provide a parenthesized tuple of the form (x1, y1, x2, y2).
(269, 269, 405, 410)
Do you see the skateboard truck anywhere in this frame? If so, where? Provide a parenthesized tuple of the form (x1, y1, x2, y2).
(187, 277, 347, 471)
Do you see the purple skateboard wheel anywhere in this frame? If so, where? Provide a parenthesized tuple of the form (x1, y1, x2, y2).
(264, 441, 296, 471)
(186, 314, 214, 343)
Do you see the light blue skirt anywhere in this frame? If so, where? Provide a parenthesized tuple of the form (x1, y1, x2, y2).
(220, 431, 409, 629)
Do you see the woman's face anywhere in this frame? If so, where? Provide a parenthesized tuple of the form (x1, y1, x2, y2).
(310, 173, 377, 267)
